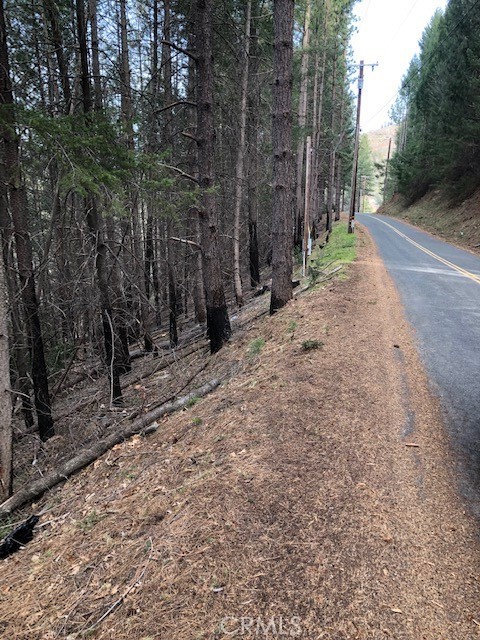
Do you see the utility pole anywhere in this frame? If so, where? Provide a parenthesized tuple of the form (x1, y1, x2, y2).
(383, 137, 392, 205)
(361, 175, 367, 212)
(348, 60, 378, 233)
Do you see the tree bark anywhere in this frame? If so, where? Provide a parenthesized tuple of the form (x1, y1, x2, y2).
(75, 0, 123, 403)
(42, 0, 72, 113)
(195, 0, 231, 352)
(294, 0, 311, 250)
(270, 0, 294, 314)
(0, 0, 54, 441)
(247, 0, 261, 288)
(0, 248, 12, 500)
(119, 0, 153, 353)
(161, 0, 179, 348)
(232, 0, 252, 307)
(326, 51, 338, 235)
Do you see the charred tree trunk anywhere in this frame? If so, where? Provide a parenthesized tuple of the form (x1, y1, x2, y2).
(0, 245, 12, 500)
(270, 0, 294, 314)
(0, 0, 54, 441)
(195, 0, 231, 352)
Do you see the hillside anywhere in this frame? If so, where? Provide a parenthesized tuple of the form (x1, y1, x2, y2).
(364, 124, 397, 210)
(380, 189, 480, 252)
(0, 225, 479, 639)
(366, 124, 397, 164)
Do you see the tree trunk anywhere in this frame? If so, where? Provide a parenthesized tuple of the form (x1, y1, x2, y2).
(161, 0, 179, 348)
(270, 0, 294, 314)
(326, 53, 337, 235)
(232, 0, 252, 307)
(195, 0, 231, 352)
(247, 5, 260, 289)
(42, 0, 72, 113)
(0, 248, 12, 500)
(119, 0, 153, 353)
(0, 0, 54, 441)
(88, 0, 102, 112)
(294, 0, 311, 250)
(75, 0, 122, 403)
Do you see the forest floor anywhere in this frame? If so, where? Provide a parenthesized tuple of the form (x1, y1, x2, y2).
(379, 189, 480, 252)
(1, 223, 480, 639)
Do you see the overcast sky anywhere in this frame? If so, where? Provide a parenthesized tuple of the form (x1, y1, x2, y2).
(351, 0, 448, 132)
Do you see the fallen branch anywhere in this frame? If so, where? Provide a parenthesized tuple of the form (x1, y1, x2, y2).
(0, 379, 222, 517)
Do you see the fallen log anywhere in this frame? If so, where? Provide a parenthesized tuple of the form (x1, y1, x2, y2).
(0, 379, 221, 517)
(53, 341, 209, 424)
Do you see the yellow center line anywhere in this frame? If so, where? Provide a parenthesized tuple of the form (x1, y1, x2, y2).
(364, 215, 480, 286)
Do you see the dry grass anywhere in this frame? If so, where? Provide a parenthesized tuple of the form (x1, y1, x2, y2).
(0, 228, 479, 639)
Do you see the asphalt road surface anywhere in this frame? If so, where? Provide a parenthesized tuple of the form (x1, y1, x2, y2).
(358, 213, 480, 512)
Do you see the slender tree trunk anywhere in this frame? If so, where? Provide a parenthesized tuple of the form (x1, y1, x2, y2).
(310, 1, 328, 225)
(75, 0, 122, 403)
(294, 0, 311, 250)
(326, 52, 337, 235)
(195, 0, 231, 352)
(119, 0, 153, 353)
(186, 10, 207, 323)
(0, 244, 12, 500)
(0, 0, 54, 441)
(88, 0, 102, 112)
(334, 92, 345, 221)
(42, 0, 72, 113)
(270, 0, 294, 314)
(161, 0, 179, 347)
(232, 0, 252, 307)
(247, 3, 260, 289)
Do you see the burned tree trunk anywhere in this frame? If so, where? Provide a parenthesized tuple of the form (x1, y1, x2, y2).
(0, 249, 12, 500)
(270, 0, 294, 314)
(195, 0, 231, 352)
(0, 0, 54, 441)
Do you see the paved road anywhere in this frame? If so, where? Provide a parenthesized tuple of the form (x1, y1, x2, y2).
(358, 213, 480, 512)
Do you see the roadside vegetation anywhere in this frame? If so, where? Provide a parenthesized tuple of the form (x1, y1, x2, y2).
(308, 221, 357, 286)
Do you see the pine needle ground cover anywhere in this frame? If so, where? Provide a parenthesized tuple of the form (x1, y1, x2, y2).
(0, 228, 479, 639)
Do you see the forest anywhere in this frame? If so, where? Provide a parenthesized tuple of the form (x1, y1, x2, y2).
(390, 0, 480, 204)
(0, 0, 357, 506)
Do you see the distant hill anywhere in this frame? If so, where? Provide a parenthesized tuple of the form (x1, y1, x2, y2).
(366, 124, 397, 164)
(364, 124, 398, 210)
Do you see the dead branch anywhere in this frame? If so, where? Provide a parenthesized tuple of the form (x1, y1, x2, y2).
(160, 40, 197, 61)
(0, 379, 222, 517)
(156, 100, 196, 113)
(161, 163, 199, 184)
(169, 236, 201, 249)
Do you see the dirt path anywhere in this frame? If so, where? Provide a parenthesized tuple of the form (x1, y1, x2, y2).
(0, 227, 479, 639)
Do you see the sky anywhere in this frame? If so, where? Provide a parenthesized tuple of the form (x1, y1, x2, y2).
(351, 0, 448, 132)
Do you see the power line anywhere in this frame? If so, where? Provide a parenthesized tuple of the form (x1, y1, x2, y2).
(389, 0, 421, 43)
(363, 0, 480, 127)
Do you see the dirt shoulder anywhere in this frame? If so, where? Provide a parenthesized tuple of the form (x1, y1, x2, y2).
(0, 227, 479, 639)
